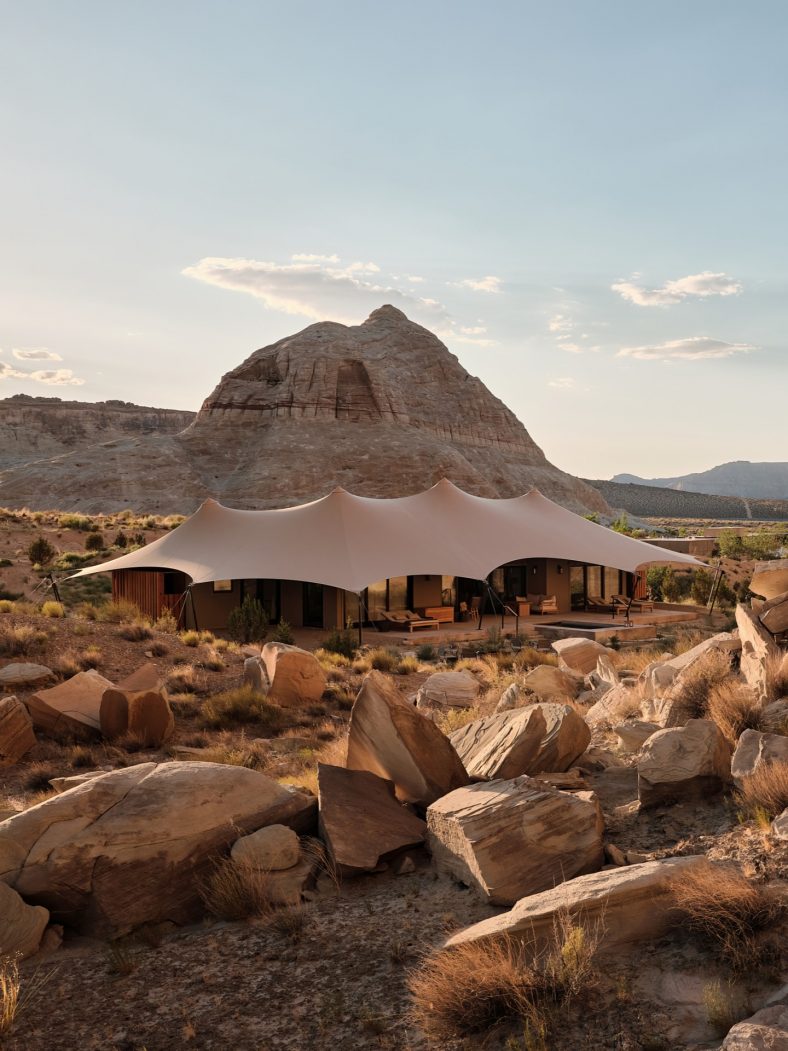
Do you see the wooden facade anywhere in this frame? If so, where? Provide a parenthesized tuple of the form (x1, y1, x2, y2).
(112, 569, 186, 623)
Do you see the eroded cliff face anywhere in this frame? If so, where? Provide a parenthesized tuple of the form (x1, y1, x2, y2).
(0, 308, 609, 515)
(0, 396, 195, 470)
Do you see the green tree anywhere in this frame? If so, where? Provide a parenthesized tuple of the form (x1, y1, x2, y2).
(690, 568, 714, 605)
(85, 532, 104, 552)
(717, 529, 744, 559)
(227, 594, 268, 644)
(28, 535, 56, 566)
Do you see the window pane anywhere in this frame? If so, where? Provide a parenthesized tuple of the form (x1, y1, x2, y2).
(586, 566, 602, 598)
(366, 580, 386, 613)
(604, 568, 620, 597)
(441, 576, 456, 606)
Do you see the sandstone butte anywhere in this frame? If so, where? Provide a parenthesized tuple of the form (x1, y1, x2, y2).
(0, 306, 610, 516)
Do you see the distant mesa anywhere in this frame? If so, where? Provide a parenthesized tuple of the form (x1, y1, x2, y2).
(0, 306, 609, 516)
(610, 461, 788, 501)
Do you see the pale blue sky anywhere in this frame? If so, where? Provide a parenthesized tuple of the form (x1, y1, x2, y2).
(1, 1, 786, 478)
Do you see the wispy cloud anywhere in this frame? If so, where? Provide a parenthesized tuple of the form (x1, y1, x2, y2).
(617, 336, 754, 361)
(183, 255, 448, 326)
(0, 360, 84, 385)
(454, 275, 503, 294)
(12, 347, 62, 361)
(557, 342, 583, 354)
(548, 314, 573, 334)
(612, 271, 742, 307)
(547, 377, 576, 389)
(291, 253, 340, 263)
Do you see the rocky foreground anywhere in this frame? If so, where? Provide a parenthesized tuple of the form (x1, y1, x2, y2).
(0, 581, 787, 1048)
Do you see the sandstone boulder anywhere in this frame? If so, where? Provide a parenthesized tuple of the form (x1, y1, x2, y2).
(445, 856, 707, 954)
(759, 590, 788, 635)
(773, 809, 788, 841)
(0, 663, 54, 688)
(27, 669, 114, 736)
(589, 653, 620, 690)
(0, 695, 36, 764)
(528, 702, 591, 771)
(49, 770, 108, 793)
(263, 851, 318, 906)
(0, 761, 316, 937)
(415, 670, 479, 710)
(722, 1004, 788, 1050)
(495, 682, 523, 713)
(614, 720, 659, 753)
(551, 637, 611, 677)
(427, 777, 603, 905)
(100, 666, 174, 746)
(243, 656, 269, 693)
(640, 632, 740, 702)
(637, 719, 732, 807)
(522, 664, 579, 700)
(262, 643, 326, 708)
(230, 824, 300, 871)
(737, 604, 779, 700)
(0, 881, 49, 960)
(731, 729, 788, 786)
(750, 559, 788, 601)
(585, 684, 640, 727)
(317, 764, 426, 875)
(346, 670, 469, 808)
(449, 706, 547, 780)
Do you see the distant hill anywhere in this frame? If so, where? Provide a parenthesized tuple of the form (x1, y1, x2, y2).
(612, 461, 788, 500)
(0, 395, 195, 471)
(585, 478, 788, 521)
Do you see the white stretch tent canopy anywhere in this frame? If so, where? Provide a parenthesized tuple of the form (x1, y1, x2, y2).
(71, 480, 704, 592)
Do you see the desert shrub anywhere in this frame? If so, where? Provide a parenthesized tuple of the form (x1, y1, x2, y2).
(703, 979, 751, 1038)
(271, 619, 295, 644)
(58, 514, 92, 531)
(351, 656, 372, 674)
(94, 598, 142, 623)
(706, 680, 765, 745)
(673, 650, 733, 720)
(322, 625, 357, 660)
(117, 621, 153, 642)
(198, 685, 282, 731)
(79, 645, 103, 669)
(41, 600, 65, 618)
(737, 760, 788, 820)
(367, 647, 398, 672)
(670, 861, 783, 971)
(154, 610, 178, 633)
(690, 568, 715, 606)
(84, 532, 104, 552)
(22, 762, 62, 792)
(646, 566, 668, 600)
(179, 630, 201, 647)
(0, 558, 11, 568)
(324, 682, 356, 709)
(113, 730, 149, 753)
(199, 741, 269, 770)
(56, 654, 82, 679)
(199, 857, 273, 920)
(0, 624, 48, 657)
(416, 643, 436, 661)
(70, 744, 99, 768)
(114, 531, 128, 548)
(397, 655, 420, 675)
(0, 599, 14, 614)
(165, 664, 199, 694)
(74, 601, 98, 620)
(227, 595, 268, 645)
(660, 569, 693, 603)
(27, 535, 55, 566)
(148, 641, 168, 658)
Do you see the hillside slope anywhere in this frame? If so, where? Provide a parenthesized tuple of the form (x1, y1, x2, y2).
(586, 478, 788, 521)
(612, 461, 788, 499)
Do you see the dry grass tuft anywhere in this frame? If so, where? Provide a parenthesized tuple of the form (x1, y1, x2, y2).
(22, 762, 64, 792)
(396, 655, 421, 675)
(0, 624, 48, 657)
(514, 647, 558, 670)
(117, 620, 153, 642)
(366, 647, 400, 673)
(765, 652, 788, 704)
(408, 913, 601, 1044)
(78, 645, 103, 669)
(198, 685, 282, 731)
(706, 680, 765, 745)
(670, 861, 783, 971)
(0, 599, 15, 614)
(434, 706, 482, 735)
(199, 857, 273, 920)
(673, 650, 732, 720)
(198, 741, 270, 770)
(0, 957, 20, 1035)
(94, 598, 142, 623)
(40, 600, 65, 618)
(165, 664, 200, 694)
(200, 647, 225, 673)
(737, 760, 788, 821)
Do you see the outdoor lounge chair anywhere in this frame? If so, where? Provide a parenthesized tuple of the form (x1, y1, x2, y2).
(373, 609, 440, 632)
(586, 595, 614, 613)
(612, 594, 655, 613)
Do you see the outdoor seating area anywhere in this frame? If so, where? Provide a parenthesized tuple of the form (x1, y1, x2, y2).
(370, 609, 441, 632)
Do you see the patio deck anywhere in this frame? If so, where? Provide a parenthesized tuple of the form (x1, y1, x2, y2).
(289, 604, 706, 651)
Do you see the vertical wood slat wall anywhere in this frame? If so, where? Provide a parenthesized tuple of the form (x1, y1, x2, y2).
(112, 570, 181, 622)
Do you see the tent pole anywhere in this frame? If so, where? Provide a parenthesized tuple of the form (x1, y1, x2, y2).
(356, 591, 364, 648)
(187, 585, 198, 632)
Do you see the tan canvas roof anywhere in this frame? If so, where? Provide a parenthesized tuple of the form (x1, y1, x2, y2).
(71, 480, 704, 592)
